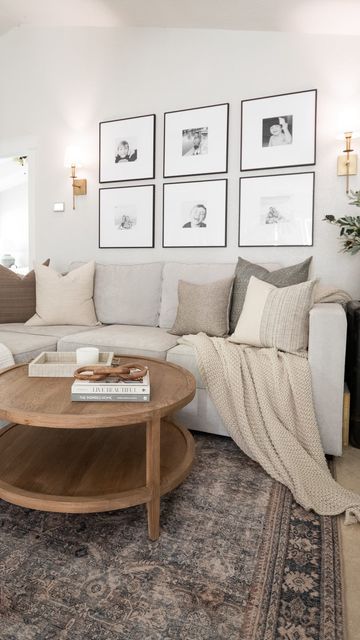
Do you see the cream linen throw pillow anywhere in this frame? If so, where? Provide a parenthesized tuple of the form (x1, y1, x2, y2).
(229, 276, 317, 352)
(26, 261, 98, 326)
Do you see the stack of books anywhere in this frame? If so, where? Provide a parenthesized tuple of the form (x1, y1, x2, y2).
(71, 368, 150, 402)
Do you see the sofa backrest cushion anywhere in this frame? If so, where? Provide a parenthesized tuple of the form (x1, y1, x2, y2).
(71, 262, 163, 326)
(159, 262, 279, 329)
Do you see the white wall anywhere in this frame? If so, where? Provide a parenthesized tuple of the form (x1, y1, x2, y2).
(0, 27, 359, 294)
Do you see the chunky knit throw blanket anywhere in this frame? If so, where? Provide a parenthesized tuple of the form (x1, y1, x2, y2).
(0, 343, 14, 370)
(180, 332, 360, 525)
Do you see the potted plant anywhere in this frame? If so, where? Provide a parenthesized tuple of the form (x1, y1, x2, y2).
(323, 190, 360, 254)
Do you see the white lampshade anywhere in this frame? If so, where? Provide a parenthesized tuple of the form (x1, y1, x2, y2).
(336, 131, 360, 141)
(64, 145, 83, 168)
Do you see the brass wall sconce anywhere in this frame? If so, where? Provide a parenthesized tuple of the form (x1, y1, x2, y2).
(64, 146, 87, 210)
(337, 131, 359, 194)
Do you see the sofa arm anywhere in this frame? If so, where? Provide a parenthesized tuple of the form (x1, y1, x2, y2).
(308, 303, 347, 456)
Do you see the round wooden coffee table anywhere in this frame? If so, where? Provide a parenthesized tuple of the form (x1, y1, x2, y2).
(0, 356, 196, 540)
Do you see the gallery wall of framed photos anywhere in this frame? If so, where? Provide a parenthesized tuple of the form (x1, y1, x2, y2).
(97, 89, 317, 252)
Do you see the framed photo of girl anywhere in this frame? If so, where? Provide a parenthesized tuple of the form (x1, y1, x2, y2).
(240, 89, 317, 171)
(99, 114, 155, 183)
(99, 185, 155, 249)
(163, 179, 227, 248)
(163, 103, 229, 178)
(239, 172, 314, 247)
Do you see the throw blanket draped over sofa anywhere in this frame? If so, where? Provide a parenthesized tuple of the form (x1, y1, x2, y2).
(181, 332, 360, 525)
(0, 343, 14, 370)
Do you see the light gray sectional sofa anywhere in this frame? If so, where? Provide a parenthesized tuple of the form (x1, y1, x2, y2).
(0, 261, 347, 456)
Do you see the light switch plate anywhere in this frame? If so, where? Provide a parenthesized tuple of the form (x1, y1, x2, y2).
(53, 202, 65, 212)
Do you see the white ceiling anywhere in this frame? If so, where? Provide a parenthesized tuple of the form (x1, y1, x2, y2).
(0, 0, 360, 36)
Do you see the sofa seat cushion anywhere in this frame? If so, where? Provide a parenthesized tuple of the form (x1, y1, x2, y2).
(0, 323, 96, 339)
(57, 325, 179, 360)
(166, 344, 205, 388)
(0, 331, 57, 364)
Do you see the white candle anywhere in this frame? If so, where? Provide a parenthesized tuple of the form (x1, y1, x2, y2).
(76, 347, 99, 365)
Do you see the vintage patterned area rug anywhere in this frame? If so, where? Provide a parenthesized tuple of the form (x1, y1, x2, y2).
(0, 433, 343, 640)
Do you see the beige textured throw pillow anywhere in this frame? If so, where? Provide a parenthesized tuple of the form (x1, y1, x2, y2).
(229, 276, 317, 352)
(169, 277, 234, 337)
(26, 261, 98, 326)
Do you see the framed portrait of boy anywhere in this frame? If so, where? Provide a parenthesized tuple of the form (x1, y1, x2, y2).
(239, 172, 314, 247)
(240, 90, 317, 171)
(163, 179, 227, 248)
(99, 114, 155, 183)
(163, 104, 229, 178)
(99, 185, 155, 249)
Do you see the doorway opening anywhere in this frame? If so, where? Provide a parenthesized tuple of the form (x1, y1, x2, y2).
(0, 155, 29, 273)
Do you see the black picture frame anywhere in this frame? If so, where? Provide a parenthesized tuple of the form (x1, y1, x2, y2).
(240, 89, 317, 171)
(99, 113, 156, 183)
(163, 103, 229, 179)
(238, 172, 315, 247)
(99, 184, 155, 249)
(162, 178, 228, 248)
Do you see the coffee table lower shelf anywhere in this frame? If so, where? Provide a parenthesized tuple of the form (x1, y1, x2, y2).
(0, 420, 194, 518)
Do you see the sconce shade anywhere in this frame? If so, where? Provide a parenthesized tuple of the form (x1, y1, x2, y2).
(64, 145, 83, 168)
(336, 131, 360, 141)
(64, 145, 87, 210)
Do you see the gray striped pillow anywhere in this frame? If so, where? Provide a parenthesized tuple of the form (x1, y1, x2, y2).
(230, 256, 312, 334)
(228, 276, 317, 352)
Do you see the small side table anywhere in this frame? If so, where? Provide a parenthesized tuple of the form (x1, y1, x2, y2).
(345, 301, 360, 448)
(343, 383, 350, 448)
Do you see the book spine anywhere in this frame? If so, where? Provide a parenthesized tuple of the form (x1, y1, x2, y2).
(71, 385, 150, 395)
(71, 394, 150, 402)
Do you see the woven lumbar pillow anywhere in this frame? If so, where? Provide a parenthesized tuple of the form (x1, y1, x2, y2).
(228, 276, 317, 352)
(0, 259, 50, 323)
(169, 277, 234, 337)
(229, 256, 312, 334)
(26, 261, 98, 326)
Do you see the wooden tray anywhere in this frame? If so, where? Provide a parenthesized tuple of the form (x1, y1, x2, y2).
(28, 351, 114, 377)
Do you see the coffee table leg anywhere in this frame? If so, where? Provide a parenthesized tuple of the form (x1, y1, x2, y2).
(146, 413, 161, 540)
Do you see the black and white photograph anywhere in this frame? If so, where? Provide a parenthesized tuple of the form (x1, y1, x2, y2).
(241, 90, 316, 171)
(115, 207, 137, 230)
(239, 172, 314, 247)
(163, 179, 227, 247)
(164, 104, 229, 178)
(261, 195, 290, 225)
(115, 138, 138, 163)
(182, 202, 208, 228)
(99, 114, 155, 183)
(182, 127, 208, 156)
(99, 185, 154, 248)
(262, 115, 293, 147)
